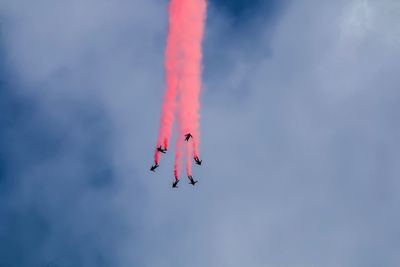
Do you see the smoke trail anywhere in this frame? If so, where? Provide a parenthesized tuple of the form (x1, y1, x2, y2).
(179, 0, 206, 154)
(174, 134, 183, 180)
(154, 0, 182, 164)
(152, 0, 206, 183)
(186, 141, 193, 176)
(175, 0, 206, 174)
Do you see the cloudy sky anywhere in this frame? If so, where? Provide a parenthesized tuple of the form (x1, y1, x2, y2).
(1, 0, 400, 266)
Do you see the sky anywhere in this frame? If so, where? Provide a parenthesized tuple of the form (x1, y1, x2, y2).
(0, 0, 400, 266)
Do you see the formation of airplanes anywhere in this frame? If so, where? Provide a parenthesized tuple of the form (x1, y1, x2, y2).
(150, 133, 202, 188)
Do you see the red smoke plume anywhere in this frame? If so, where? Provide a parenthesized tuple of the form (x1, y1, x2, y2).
(154, 0, 206, 180)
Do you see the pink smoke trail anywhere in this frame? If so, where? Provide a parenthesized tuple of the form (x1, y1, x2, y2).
(174, 134, 183, 180)
(154, 0, 183, 164)
(186, 141, 193, 176)
(176, 0, 206, 165)
(152, 0, 206, 182)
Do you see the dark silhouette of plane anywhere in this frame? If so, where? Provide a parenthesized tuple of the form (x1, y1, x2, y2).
(194, 156, 202, 166)
(188, 175, 198, 186)
(150, 163, 159, 172)
(172, 178, 179, 188)
(184, 133, 192, 141)
(157, 146, 167, 154)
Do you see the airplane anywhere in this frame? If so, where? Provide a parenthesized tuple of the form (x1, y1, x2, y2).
(150, 163, 159, 172)
(184, 133, 192, 141)
(194, 156, 202, 166)
(172, 178, 180, 188)
(188, 175, 198, 186)
(157, 146, 167, 154)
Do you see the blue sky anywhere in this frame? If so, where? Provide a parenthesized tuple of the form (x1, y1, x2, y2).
(1, 0, 400, 266)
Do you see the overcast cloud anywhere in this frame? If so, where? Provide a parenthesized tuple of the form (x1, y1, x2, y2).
(0, 0, 399, 266)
